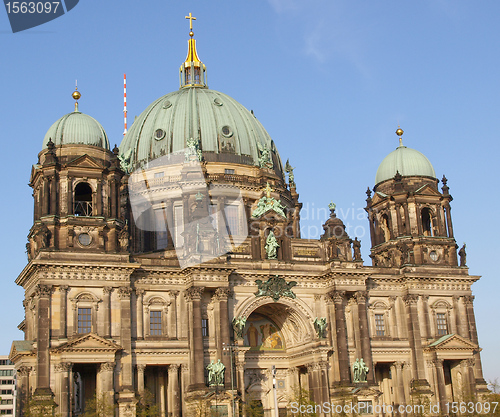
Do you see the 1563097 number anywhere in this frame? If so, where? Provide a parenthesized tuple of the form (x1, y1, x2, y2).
(5, 2, 60, 14)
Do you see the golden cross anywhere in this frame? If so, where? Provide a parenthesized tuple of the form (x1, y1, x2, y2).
(264, 182, 274, 199)
(185, 12, 196, 31)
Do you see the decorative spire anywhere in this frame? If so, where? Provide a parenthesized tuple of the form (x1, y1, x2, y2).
(72, 81, 81, 112)
(180, 13, 207, 88)
(396, 126, 404, 147)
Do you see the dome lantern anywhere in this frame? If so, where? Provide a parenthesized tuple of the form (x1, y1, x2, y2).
(179, 13, 207, 88)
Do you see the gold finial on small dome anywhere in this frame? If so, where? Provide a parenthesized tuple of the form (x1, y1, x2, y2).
(72, 81, 81, 112)
(396, 126, 404, 146)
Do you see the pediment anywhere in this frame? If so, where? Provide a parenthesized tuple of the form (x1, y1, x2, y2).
(426, 334, 478, 352)
(10, 340, 35, 361)
(370, 192, 387, 204)
(51, 333, 122, 353)
(66, 154, 104, 169)
(414, 183, 442, 196)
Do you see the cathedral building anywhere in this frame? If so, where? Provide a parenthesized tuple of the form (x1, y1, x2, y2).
(10, 16, 488, 417)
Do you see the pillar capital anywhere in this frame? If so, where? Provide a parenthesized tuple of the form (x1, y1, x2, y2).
(54, 362, 72, 373)
(184, 286, 205, 301)
(213, 287, 231, 301)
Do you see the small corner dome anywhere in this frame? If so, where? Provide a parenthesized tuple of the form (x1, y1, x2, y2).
(42, 112, 110, 150)
(375, 145, 436, 185)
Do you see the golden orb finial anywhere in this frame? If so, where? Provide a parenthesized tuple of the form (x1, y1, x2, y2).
(72, 82, 81, 112)
(396, 126, 404, 146)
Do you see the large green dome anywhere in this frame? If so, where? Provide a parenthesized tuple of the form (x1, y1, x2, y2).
(375, 144, 436, 185)
(43, 111, 109, 150)
(119, 87, 281, 172)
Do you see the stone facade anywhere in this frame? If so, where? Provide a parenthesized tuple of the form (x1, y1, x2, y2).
(10, 33, 487, 417)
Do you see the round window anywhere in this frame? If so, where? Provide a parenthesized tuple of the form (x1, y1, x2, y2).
(78, 233, 92, 246)
(162, 100, 172, 109)
(429, 250, 439, 261)
(213, 98, 223, 106)
(154, 129, 166, 140)
(221, 125, 233, 138)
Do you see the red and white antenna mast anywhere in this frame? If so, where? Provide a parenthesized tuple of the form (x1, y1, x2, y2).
(123, 74, 128, 135)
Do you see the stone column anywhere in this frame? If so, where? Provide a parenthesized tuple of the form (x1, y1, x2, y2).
(434, 359, 447, 412)
(118, 287, 133, 389)
(185, 287, 206, 390)
(403, 294, 426, 381)
(391, 362, 405, 415)
(136, 289, 145, 340)
(463, 295, 485, 382)
(444, 204, 454, 238)
(103, 286, 113, 338)
(355, 291, 375, 383)
(389, 296, 398, 339)
(464, 358, 477, 395)
(42, 177, 50, 216)
(66, 176, 73, 216)
(168, 364, 180, 417)
(159, 368, 167, 417)
(35, 284, 53, 392)
(49, 175, 58, 215)
(59, 285, 69, 338)
(418, 295, 430, 340)
(331, 291, 350, 382)
(96, 179, 102, 216)
(326, 296, 340, 384)
(55, 362, 72, 416)
(214, 287, 231, 381)
(168, 290, 178, 339)
(452, 295, 465, 337)
(137, 364, 146, 394)
(181, 364, 189, 417)
(16, 366, 32, 414)
(99, 362, 115, 409)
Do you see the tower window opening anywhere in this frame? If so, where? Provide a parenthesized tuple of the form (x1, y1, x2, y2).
(194, 67, 201, 84)
(74, 182, 93, 216)
(202, 318, 209, 337)
(422, 207, 434, 236)
(381, 214, 391, 242)
(185, 67, 192, 84)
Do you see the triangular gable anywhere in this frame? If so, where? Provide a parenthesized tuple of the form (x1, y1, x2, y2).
(425, 334, 478, 351)
(65, 154, 104, 169)
(51, 333, 122, 354)
(414, 183, 442, 196)
(370, 192, 387, 204)
(9, 340, 35, 361)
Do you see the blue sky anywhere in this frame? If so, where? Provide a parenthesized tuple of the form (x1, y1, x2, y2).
(1, 0, 499, 383)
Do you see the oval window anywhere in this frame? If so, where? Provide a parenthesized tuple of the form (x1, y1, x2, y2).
(162, 100, 172, 109)
(154, 129, 166, 140)
(221, 125, 233, 137)
(78, 233, 92, 246)
(429, 251, 439, 261)
(213, 98, 223, 106)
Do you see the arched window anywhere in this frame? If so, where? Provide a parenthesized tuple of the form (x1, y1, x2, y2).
(421, 207, 434, 237)
(381, 214, 391, 242)
(74, 182, 93, 216)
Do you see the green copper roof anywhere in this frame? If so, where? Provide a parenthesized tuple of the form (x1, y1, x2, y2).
(375, 145, 436, 185)
(43, 111, 109, 150)
(119, 87, 282, 172)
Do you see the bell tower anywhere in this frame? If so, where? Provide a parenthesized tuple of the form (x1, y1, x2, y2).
(27, 88, 126, 260)
(366, 128, 458, 267)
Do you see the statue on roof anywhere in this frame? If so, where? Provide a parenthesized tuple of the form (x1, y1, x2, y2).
(285, 159, 295, 187)
(459, 243, 467, 267)
(257, 142, 273, 169)
(352, 237, 362, 261)
(185, 137, 202, 162)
